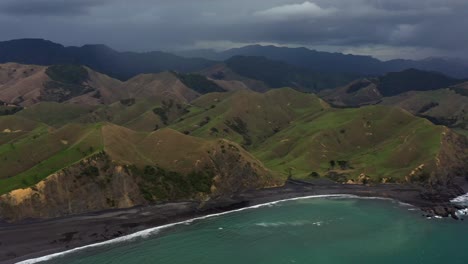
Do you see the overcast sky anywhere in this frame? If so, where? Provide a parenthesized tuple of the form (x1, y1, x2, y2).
(0, 0, 467, 60)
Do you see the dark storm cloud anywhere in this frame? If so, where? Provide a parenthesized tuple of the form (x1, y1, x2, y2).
(0, 0, 108, 16)
(0, 0, 466, 60)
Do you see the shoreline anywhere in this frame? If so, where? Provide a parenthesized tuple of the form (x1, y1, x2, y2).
(1, 180, 467, 264)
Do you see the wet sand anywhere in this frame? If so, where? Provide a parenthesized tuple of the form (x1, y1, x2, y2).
(1, 180, 467, 264)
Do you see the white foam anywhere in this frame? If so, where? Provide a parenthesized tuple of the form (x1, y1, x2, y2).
(451, 193, 468, 206)
(16, 194, 409, 264)
(450, 193, 468, 218)
(255, 220, 325, 228)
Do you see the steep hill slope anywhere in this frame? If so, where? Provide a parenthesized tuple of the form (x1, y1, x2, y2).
(0, 123, 277, 221)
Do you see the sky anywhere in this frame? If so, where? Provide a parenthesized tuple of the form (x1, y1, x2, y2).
(0, 0, 467, 60)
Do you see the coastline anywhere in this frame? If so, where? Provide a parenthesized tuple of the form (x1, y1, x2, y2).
(1, 179, 467, 264)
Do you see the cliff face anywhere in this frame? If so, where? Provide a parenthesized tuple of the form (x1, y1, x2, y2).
(0, 154, 145, 221)
(432, 130, 468, 187)
(209, 140, 279, 196)
(0, 141, 278, 222)
(414, 129, 468, 202)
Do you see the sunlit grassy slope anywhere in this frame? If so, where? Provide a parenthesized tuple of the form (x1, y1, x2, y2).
(171, 88, 446, 181)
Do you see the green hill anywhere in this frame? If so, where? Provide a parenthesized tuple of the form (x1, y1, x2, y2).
(320, 69, 462, 107)
(17, 102, 97, 127)
(170, 88, 329, 147)
(0, 120, 276, 195)
(381, 89, 468, 131)
(170, 89, 466, 184)
(0, 122, 277, 220)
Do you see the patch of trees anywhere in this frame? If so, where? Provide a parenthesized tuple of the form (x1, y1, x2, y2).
(42, 80, 94, 102)
(211, 71, 225, 80)
(450, 87, 468, 97)
(153, 107, 169, 125)
(417, 102, 439, 114)
(81, 165, 99, 177)
(175, 72, 225, 94)
(0, 106, 23, 116)
(309, 171, 320, 178)
(329, 160, 352, 170)
(46, 64, 89, 84)
(120, 98, 136, 106)
(225, 117, 252, 146)
(198, 116, 211, 127)
(326, 171, 348, 183)
(346, 80, 372, 94)
(134, 165, 214, 202)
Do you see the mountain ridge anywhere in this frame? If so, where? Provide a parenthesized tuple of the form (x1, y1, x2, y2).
(0, 39, 217, 81)
(177, 44, 468, 78)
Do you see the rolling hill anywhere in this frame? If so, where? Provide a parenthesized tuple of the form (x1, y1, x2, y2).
(381, 89, 468, 132)
(0, 63, 228, 108)
(319, 69, 467, 133)
(170, 88, 467, 185)
(0, 63, 122, 106)
(320, 69, 462, 107)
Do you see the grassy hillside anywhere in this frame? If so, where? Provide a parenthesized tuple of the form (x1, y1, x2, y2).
(254, 106, 444, 182)
(0, 119, 275, 195)
(17, 102, 97, 127)
(170, 89, 453, 183)
(321, 69, 462, 107)
(170, 88, 329, 147)
(82, 98, 190, 131)
(0, 122, 104, 194)
(0, 115, 43, 144)
(381, 89, 468, 131)
(319, 78, 382, 107)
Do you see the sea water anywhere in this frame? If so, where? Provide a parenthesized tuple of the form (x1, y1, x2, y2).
(20, 196, 468, 264)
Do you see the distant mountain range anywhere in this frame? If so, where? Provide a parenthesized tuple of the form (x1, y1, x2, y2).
(1, 39, 468, 83)
(0, 39, 216, 80)
(176, 45, 468, 78)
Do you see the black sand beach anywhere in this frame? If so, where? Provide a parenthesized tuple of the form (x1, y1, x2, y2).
(1, 180, 467, 264)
